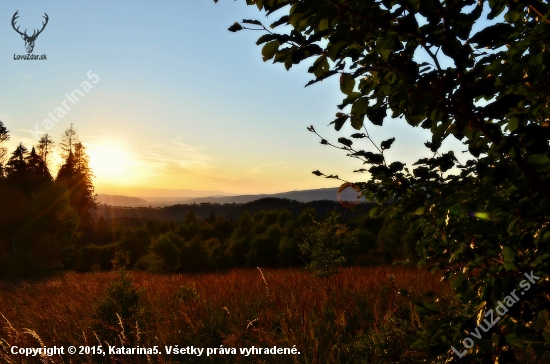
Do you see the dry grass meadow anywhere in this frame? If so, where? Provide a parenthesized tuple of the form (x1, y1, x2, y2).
(0, 267, 449, 363)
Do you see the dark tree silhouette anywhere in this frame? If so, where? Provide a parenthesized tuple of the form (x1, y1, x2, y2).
(5, 143, 29, 192)
(26, 146, 52, 190)
(37, 133, 54, 171)
(56, 127, 96, 239)
(59, 123, 79, 158)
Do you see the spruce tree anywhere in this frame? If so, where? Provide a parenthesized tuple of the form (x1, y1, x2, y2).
(37, 133, 54, 171)
(56, 126, 96, 238)
(5, 143, 29, 192)
(26, 147, 52, 189)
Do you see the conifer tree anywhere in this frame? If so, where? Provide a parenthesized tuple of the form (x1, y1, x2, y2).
(37, 133, 54, 171)
(59, 123, 78, 158)
(26, 146, 52, 190)
(56, 126, 96, 236)
(5, 143, 29, 192)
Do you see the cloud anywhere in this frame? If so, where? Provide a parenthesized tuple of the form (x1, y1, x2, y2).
(132, 137, 218, 179)
(16, 128, 45, 137)
(247, 163, 280, 174)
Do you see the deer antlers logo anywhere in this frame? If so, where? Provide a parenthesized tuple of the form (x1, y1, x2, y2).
(12, 11, 49, 54)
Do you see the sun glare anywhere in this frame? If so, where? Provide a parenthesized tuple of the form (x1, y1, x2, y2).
(87, 144, 133, 183)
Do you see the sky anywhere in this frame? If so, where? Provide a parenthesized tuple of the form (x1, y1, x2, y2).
(0, 0, 467, 195)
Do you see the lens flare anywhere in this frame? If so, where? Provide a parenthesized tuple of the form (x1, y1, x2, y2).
(337, 183, 362, 208)
(470, 212, 490, 220)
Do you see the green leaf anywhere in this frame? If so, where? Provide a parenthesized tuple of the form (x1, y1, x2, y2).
(366, 104, 387, 126)
(375, 32, 403, 59)
(309, 56, 330, 78)
(514, 326, 541, 343)
(469, 23, 513, 48)
(327, 41, 348, 61)
(528, 52, 544, 77)
(389, 161, 404, 173)
(340, 73, 355, 95)
(329, 114, 348, 131)
(507, 118, 519, 132)
(482, 94, 525, 119)
(369, 165, 391, 178)
(319, 18, 329, 31)
(350, 98, 369, 129)
(228, 22, 243, 32)
(381, 137, 395, 150)
(270, 15, 289, 28)
(337, 137, 353, 147)
(526, 154, 550, 173)
(505, 333, 523, 347)
(422, 302, 440, 313)
(262, 40, 279, 61)
(256, 33, 277, 45)
(502, 247, 516, 271)
(450, 275, 466, 290)
(415, 305, 434, 316)
(242, 19, 262, 26)
(410, 339, 430, 351)
(369, 206, 379, 217)
(352, 151, 384, 164)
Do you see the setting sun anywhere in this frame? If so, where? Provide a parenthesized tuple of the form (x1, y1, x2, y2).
(87, 143, 133, 183)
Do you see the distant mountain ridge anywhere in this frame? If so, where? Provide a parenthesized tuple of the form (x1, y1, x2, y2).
(95, 186, 234, 198)
(96, 197, 375, 223)
(96, 187, 362, 207)
(184, 188, 349, 204)
(96, 194, 149, 207)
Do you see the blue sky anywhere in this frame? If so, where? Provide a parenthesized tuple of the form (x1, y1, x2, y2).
(0, 0, 465, 195)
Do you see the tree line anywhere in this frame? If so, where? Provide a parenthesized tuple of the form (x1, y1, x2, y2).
(0, 122, 95, 278)
(0, 120, 420, 278)
(79, 206, 421, 275)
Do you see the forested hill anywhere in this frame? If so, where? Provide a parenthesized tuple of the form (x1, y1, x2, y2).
(96, 198, 375, 223)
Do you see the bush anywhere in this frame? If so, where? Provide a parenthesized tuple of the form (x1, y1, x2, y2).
(179, 237, 207, 273)
(203, 237, 228, 270)
(147, 233, 181, 273)
(278, 236, 301, 267)
(92, 270, 144, 343)
(176, 282, 200, 304)
(300, 212, 357, 278)
(78, 243, 120, 272)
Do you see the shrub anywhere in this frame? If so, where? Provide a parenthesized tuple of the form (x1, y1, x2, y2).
(92, 270, 144, 343)
(176, 282, 200, 304)
(147, 233, 181, 273)
(300, 212, 358, 278)
(78, 243, 120, 272)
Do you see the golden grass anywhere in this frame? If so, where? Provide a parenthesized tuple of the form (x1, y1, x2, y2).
(0, 266, 449, 363)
